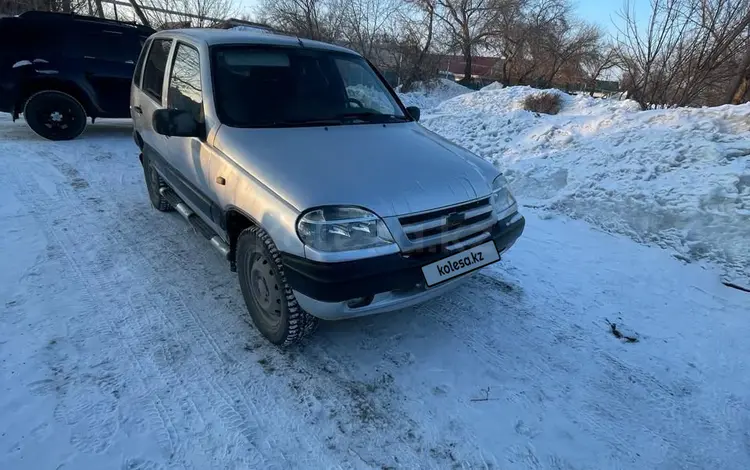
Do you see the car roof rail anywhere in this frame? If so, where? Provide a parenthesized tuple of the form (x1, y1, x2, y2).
(17, 10, 154, 33)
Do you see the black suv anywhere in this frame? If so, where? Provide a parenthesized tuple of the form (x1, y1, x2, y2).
(0, 11, 154, 140)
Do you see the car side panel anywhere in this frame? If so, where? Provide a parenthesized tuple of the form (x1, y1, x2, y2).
(135, 39, 172, 170)
(163, 41, 216, 221)
(145, 141, 217, 219)
(208, 139, 306, 258)
(83, 58, 137, 117)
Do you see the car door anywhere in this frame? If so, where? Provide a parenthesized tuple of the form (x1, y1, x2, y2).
(79, 28, 147, 117)
(163, 41, 215, 219)
(129, 36, 150, 124)
(136, 38, 173, 170)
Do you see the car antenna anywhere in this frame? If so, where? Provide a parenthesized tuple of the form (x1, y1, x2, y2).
(297, 37, 304, 47)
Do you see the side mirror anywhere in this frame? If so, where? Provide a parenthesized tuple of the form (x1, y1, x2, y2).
(152, 108, 202, 138)
(406, 106, 421, 122)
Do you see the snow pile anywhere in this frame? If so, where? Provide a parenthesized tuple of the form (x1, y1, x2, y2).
(434, 85, 641, 116)
(482, 81, 504, 91)
(420, 85, 750, 284)
(397, 79, 472, 111)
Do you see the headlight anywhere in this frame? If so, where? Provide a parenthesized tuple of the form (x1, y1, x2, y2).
(297, 206, 395, 252)
(490, 175, 516, 215)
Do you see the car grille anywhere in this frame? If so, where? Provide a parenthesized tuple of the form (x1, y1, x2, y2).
(398, 197, 495, 248)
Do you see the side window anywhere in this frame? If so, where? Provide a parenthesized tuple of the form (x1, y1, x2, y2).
(142, 39, 172, 102)
(167, 43, 203, 123)
(80, 31, 144, 63)
(133, 38, 151, 88)
(335, 59, 397, 114)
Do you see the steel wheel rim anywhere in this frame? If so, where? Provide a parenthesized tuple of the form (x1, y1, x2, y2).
(39, 101, 75, 131)
(249, 253, 282, 326)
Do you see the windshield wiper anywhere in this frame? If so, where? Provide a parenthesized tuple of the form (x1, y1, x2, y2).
(335, 112, 410, 123)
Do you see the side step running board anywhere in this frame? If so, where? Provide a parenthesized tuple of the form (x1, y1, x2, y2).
(159, 187, 230, 259)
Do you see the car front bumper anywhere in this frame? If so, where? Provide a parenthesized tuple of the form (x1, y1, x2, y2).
(281, 212, 525, 320)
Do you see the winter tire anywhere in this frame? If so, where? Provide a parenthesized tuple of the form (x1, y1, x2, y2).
(142, 153, 173, 212)
(24, 91, 87, 141)
(237, 226, 318, 346)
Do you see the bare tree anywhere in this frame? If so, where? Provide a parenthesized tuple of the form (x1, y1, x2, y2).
(615, 0, 750, 108)
(257, 0, 344, 40)
(540, 21, 600, 84)
(139, 0, 239, 27)
(581, 42, 618, 95)
(392, 0, 440, 89)
(340, 0, 403, 58)
(127, 0, 150, 25)
(725, 43, 750, 103)
(434, 0, 510, 83)
(485, 0, 526, 83)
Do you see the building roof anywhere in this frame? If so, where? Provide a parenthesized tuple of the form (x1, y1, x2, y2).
(152, 28, 357, 55)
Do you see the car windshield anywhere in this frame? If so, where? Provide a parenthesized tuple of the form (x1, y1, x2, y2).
(211, 45, 409, 128)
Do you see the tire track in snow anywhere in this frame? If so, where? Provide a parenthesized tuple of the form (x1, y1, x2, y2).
(111, 202, 451, 468)
(1, 129, 587, 469)
(2, 155, 247, 467)
(52, 146, 283, 441)
(6, 143, 346, 469)
(40, 138, 518, 469)
(1, 163, 191, 466)
(4, 131, 587, 469)
(5, 161, 270, 469)
(57, 136, 471, 468)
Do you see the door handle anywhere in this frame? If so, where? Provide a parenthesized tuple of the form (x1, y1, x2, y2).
(133, 106, 142, 115)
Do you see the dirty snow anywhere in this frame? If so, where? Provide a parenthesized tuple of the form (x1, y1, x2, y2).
(400, 84, 750, 286)
(1, 116, 749, 469)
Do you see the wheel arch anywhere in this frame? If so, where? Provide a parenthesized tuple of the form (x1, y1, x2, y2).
(16, 79, 95, 118)
(224, 206, 260, 268)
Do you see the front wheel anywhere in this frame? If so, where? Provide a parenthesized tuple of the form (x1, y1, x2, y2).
(24, 91, 87, 141)
(142, 154, 173, 212)
(237, 226, 318, 346)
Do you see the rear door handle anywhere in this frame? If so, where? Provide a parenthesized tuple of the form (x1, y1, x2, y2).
(133, 106, 142, 114)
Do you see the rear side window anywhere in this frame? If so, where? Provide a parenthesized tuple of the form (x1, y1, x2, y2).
(167, 43, 203, 123)
(133, 38, 151, 87)
(80, 30, 144, 63)
(142, 39, 172, 102)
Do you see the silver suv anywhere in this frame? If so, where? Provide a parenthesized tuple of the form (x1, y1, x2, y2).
(131, 29, 525, 345)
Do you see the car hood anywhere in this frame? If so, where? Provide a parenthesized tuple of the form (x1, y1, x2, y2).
(213, 122, 499, 217)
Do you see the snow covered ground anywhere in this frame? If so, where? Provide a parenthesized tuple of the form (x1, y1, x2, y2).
(398, 78, 473, 111)
(401, 84, 750, 287)
(1, 115, 749, 470)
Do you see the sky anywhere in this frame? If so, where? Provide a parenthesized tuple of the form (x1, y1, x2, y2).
(575, 0, 623, 32)
(575, 0, 656, 35)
